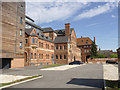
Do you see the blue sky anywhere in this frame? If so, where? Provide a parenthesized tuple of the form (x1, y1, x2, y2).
(26, 1, 118, 51)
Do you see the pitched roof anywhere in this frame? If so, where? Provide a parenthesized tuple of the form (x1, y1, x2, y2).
(25, 28, 53, 43)
(42, 27, 55, 33)
(54, 36, 69, 43)
(25, 28, 33, 35)
(25, 20, 43, 31)
(77, 37, 93, 46)
(55, 28, 74, 35)
(38, 35, 53, 43)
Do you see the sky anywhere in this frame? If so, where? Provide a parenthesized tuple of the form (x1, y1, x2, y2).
(26, 1, 119, 51)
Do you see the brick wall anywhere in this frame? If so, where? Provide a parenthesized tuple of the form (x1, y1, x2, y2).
(88, 58, 118, 63)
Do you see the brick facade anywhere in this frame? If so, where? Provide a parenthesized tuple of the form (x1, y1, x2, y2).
(25, 29, 54, 66)
(1, 2, 25, 68)
(77, 37, 94, 63)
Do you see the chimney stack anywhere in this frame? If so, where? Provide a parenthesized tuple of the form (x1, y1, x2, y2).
(94, 37, 96, 43)
(65, 23, 70, 36)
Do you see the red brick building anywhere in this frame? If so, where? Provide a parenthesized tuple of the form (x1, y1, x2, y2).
(77, 37, 95, 63)
(25, 18, 81, 65)
(54, 23, 81, 64)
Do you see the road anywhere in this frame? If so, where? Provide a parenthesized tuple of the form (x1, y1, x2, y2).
(3, 63, 104, 89)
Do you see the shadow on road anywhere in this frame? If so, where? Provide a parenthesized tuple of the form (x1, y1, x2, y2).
(67, 78, 104, 89)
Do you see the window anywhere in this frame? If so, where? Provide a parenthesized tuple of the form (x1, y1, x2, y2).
(46, 44, 47, 49)
(48, 45, 49, 49)
(32, 38, 34, 43)
(20, 17, 22, 24)
(63, 45, 66, 50)
(35, 38, 37, 43)
(51, 45, 54, 49)
(31, 53, 33, 59)
(25, 39, 27, 44)
(59, 46, 62, 50)
(86, 40, 88, 41)
(48, 54, 49, 59)
(60, 55, 62, 59)
(20, 5, 23, 11)
(20, 29, 22, 36)
(86, 42, 88, 44)
(46, 54, 47, 59)
(64, 55, 66, 59)
(41, 43, 43, 48)
(39, 54, 40, 59)
(51, 54, 53, 60)
(81, 40, 83, 42)
(56, 55, 58, 59)
(34, 53, 36, 59)
(20, 42, 22, 49)
(56, 45, 58, 50)
(69, 45, 71, 48)
(41, 54, 43, 59)
(39, 42, 40, 47)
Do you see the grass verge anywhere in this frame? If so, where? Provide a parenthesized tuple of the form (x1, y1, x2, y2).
(0, 75, 42, 87)
(42, 64, 64, 68)
(106, 80, 120, 90)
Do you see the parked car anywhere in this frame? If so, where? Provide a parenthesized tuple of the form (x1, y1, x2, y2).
(106, 60, 118, 64)
(69, 61, 83, 65)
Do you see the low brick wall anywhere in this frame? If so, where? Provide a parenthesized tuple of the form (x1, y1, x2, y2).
(88, 58, 118, 63)
(11, 58, 24, 68)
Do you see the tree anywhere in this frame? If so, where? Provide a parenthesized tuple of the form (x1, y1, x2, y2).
(97, 54, 106, 58)
(91, 41, 97, 58)
(110, 54, 118, 58)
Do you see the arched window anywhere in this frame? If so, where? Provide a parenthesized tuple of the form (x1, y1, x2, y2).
(60, 55, 62, 59)
(56, 55, 58, 59)
(64, 55, 66, 59)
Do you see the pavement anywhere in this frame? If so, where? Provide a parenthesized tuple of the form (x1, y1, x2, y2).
(103, 64, 118, 80)
(0, 74, 30, 83)
(2, 63, 104, 89)
(40, 64, 86, 70)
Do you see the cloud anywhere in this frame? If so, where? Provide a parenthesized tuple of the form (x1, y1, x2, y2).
(26, 2, 89, 24)
(111, 15, 116, 18)
(87, 23, 100, 27)
(74, 2, 117, 20)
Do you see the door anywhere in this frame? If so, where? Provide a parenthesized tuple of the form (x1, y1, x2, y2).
(0, 58, 11, 69)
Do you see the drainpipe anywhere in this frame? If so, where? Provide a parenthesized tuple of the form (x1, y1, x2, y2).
(14, 3, 18, 68)
(37, 47, 38, 66)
